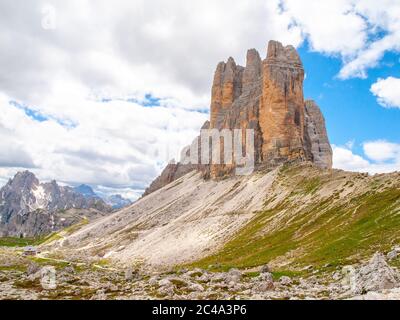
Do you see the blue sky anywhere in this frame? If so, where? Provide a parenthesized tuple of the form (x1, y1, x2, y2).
(300, 42, 400, 156)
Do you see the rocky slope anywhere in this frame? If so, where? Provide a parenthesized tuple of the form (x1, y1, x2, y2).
(0, 171, 112, 237)
(45, 164, 400, 273)
(1, 243, 399, 300)
(11, 162, 395, 300)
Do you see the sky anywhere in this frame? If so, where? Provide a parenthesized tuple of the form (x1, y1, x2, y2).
(0, 0, 400, 200)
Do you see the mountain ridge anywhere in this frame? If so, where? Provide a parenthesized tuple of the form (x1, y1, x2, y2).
(0, 171, 114, 237)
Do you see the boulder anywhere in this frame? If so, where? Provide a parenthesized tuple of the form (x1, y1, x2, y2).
(27, 262, 40, 276)
(188, 283, 205, 292)
(226, 268, 242, 283)
(158, 285, 174, 297)
(387, 250, 399, 261)
(252, 272, 275, 292)
(124, 267, 134, 281)
(63, 266, 75, 274)
(279, 276, 292, 286)
(158, 279, 172, 287)
(260, 264, 271, 273)
(353, 252, 399, 294)
(148, 276, 159, 286)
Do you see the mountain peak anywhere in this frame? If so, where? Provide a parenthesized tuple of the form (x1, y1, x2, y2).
(105, 194, 132, 209)
(13, 170, 36, 180)
(144, 40, 333, 196)
(7, 170, 39, 190)
(73, 184, 97, 198)
(0, 174, 112, 237)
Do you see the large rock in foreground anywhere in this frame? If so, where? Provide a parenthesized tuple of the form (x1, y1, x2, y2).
(352, 252, 399, 294)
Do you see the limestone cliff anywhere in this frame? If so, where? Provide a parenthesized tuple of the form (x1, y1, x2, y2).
(144, 40, 332, 195)
(304, 100, 333, 169)
(260, 40, 311, 166)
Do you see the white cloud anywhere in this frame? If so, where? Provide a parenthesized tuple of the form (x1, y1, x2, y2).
(370, 77, 400, 108)
(94, 185, 143, 203)
(282, 0, 367, 56)
(332, 144, 370, 172)
(338, 0, 400, 79)
(363, 140, 400, 162)
(0, 0, 306, 198)
(333, 140, 400, 174)
(0, 142, 36, 169)
(0, 91, 207, 200)
(0, 0, 303, 109)
(281, 0, 400, 79)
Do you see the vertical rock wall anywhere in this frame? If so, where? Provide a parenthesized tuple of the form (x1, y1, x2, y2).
(143, 40, 333, 195)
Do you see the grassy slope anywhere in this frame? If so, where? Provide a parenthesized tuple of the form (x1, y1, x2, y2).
(0, 217, 89, 247)
(0, 237, 37, 247)
(192, 165, 400, 272)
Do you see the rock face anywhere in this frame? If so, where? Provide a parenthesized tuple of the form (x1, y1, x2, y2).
(144, 40, 332, 194)
(0, 171, 112, 237)
(260, 41, 310, 166)
(304, 100, 333, 169)
(207, 40, 332, 175)
(142, 162, 197, 197)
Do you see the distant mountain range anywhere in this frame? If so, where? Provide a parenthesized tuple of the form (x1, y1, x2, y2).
(73, 184, 132, 209)
(0, 171, 131, 237)
(73, 184, 99, 198)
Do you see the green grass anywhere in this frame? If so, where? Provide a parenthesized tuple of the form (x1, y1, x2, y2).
(28, 257, 70, 269)
(302, 177, 321, 195)
(169, 279, 188, 288)
(93, 258, 111, 268)
(0, 232, 60, 247)
(0, 264, 27, 272)
(0, 237, 37, 247)
(0, 218, 90, 248)
(63, 218, 89, 235)
(271, 270, 305, 280)
(36, 232, 63, 246)
(191, 167, 400, 272)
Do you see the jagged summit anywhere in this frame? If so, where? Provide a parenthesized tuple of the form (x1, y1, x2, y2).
(8, 170, 39, 189)
(73, 184, 99, 198)
(0, 171, 112, 237)
(144, 40, 332, 196)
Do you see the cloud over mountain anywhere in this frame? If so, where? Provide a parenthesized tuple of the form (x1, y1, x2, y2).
(0, 0, 400, 197)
